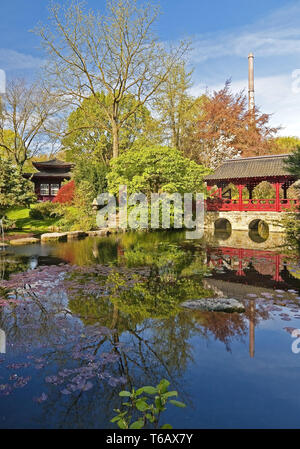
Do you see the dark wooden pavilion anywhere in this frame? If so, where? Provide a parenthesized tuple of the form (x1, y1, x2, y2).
(205, 154, 299, 212)
(24, 159, 74, 202)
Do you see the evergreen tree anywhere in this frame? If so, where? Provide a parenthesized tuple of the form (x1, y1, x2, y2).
(0, 159, 36, 213)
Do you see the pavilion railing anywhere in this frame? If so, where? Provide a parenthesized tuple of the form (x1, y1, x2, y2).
(206, 198, 300, 212)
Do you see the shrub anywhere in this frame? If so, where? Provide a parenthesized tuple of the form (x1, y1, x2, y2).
(56, 206, 95, 232)
(108, 145, 210, 196)
(29, 202, 62, 220)
(1, 216, 16, 231)
(53, 180, 75, 204)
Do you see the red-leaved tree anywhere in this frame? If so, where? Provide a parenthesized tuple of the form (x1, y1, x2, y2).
(53, 180, 75, 204)
(182, 80, 279, 165)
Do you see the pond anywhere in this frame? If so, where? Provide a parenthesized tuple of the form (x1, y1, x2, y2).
(0, 229, 300, 429)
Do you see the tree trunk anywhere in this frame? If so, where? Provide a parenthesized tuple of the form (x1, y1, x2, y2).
(112, 118, 119, 159)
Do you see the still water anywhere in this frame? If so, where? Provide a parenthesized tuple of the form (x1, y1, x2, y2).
(0, 230, 300, 429)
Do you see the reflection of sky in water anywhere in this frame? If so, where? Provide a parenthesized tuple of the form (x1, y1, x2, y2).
(0, 231, 299, 428)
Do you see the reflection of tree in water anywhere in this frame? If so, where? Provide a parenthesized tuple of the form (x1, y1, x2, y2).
(0, 254, 30, 280)
(0, 231, 274, 428)
(187, 300, 269, 353)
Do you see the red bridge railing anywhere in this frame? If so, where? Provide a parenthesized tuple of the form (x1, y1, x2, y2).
(206, 198, 300, 212)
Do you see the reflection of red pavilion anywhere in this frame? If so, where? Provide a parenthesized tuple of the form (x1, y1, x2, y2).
(24, 159, 74, 202)
(207, 246, 284, 284)
(206, 245, 300, 358)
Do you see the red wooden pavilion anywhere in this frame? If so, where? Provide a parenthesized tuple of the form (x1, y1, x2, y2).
(204, 154, 299, 212)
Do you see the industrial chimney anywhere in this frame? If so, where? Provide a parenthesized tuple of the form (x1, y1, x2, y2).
(248, 53, 255, 115)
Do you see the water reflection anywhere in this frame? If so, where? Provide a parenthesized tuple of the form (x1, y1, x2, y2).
(206, 246, 299, 290)
(0, 329, 5, 353)
(0, 231, 299, 428)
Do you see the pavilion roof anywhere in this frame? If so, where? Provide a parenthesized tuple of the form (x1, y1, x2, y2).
(204, 154, 295, 182)
(23, 171, 72, 179)
(32, 159, 74, 171)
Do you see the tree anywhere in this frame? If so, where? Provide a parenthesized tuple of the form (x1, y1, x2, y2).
(107, 145, 210, 196)
(72, 158, 108, 198)
(271, 136, 300, 155)
(37, 0, 189, 158)
(183, 80, 279, 164)
(0, 78, 63, 171)
(53, 180, 75, 204)
(62, 93, 161, 164)
(0, 159, 36, 212)
(200, 135, 241, 170)
(154, 61, 196, 150)
(285, 146, 300, 180)
(284, 147, 300, 247)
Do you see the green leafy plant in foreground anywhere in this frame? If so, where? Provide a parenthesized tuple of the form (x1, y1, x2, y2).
(111, 379, 186, 429)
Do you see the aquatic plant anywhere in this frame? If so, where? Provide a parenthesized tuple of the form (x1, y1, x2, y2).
(111, 378, 186, 429)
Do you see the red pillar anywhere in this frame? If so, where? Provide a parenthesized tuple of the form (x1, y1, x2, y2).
(237, 248, 245, 276)
(273, 254, 282, 282)
(275, 182, 280, 212)
(238, 185, 244, 211)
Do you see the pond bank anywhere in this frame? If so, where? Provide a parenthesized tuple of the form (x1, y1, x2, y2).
(3, 228, 119, 246)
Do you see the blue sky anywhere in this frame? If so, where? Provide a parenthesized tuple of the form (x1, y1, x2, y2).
(1, 0, 300, 135)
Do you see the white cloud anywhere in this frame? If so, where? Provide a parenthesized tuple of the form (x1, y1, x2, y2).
(0, 49, 45, 71)
(190, 3, 300, 63)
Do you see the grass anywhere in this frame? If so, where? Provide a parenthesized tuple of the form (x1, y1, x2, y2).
(5, 206, 60, 234)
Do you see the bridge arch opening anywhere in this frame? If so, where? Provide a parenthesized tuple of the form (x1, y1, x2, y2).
(214, 218, 232, 240)
(249, 219, 269, 243)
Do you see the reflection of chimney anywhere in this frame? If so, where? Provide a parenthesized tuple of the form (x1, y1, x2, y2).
(248, 53, 255, 115)
(0, 329, 6, 354)
(249, 301, 255, 358)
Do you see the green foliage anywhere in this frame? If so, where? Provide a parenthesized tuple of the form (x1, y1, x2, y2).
(55, 205, 96, 232)
(29, 202, 62, 220)
(285, 146, 300, 180)
(154, 61, 200, 151)
(283, 147, 300, 248)
(54, 160, 106, 232)
(111, 379, 186, 429)
(72, 158, 108, 199)
(62, 93, 161, 164)
(272, 136, 300, 154)
(108, 145, 211, 196)
(102, 240, 212, 322)
(281, 212, 300, 249)
(252, 181, 276, 199)
(0, 159, 36, 213)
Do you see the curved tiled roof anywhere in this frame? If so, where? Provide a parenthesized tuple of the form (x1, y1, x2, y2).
(23, 171, 72, 179)
(204, 154, 294, 181)
(32, 159, 74, 170)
